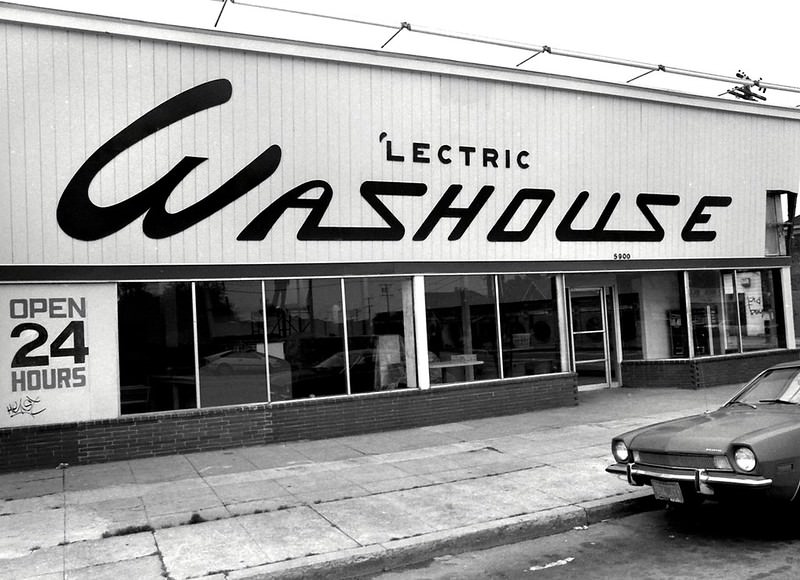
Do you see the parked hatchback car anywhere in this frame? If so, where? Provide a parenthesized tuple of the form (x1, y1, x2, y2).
(607, 361, 800, 505)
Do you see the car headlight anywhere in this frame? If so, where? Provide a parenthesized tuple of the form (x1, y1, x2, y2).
(734, 447, 757, 472)
(612, 440, 630, 463)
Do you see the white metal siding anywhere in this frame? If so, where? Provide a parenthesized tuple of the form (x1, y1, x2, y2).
(2, 17, 800, 267)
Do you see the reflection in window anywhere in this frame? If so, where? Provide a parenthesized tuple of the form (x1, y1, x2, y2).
(737, 270, 785, 352)
(721, 272, 742, 354)
(118, 283, 196, 414)
(617, 272, 689, 360)
(689, 271, 725, 357)
(344, 278, 417, 392)
(635, 272, 687, 359)
(425, 276, 500, 384)
(498, 274, 560, 376)
(265, 279, 345, 399)
(196, 282, 277, 406)
(616, 275, 643, 361)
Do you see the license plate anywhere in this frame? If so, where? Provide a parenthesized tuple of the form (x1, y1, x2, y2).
(652, 479, 684, 503)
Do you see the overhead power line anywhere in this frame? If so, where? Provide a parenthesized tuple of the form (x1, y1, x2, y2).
(214, 0, 800, 103)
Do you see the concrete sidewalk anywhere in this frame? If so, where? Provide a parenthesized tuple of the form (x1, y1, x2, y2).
(0, 384, 740, 579)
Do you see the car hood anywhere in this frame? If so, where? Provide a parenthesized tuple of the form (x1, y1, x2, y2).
(630, 407, 800, 453)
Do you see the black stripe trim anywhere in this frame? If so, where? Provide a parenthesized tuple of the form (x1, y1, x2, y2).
(0, 257, 790, 282)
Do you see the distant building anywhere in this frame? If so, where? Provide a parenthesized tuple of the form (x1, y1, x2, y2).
(790, 215, 800, 338)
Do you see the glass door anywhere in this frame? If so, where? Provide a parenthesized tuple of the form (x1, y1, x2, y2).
(568, 287, 611, 389)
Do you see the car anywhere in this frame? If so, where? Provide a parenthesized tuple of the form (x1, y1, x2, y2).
(606, 361, 800, 505)
(202, 350, 268, 375)
(200, 349, 293, 401)
(291, 349, 381, 398)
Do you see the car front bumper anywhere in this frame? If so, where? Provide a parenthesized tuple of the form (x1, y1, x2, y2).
(606, 462, 773, 492)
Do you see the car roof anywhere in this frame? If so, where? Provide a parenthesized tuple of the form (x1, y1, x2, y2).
(767, 360, 800, 371)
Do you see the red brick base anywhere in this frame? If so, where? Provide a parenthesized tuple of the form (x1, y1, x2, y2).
(0, 374, 577, 473)
(621, 350, 800, 389)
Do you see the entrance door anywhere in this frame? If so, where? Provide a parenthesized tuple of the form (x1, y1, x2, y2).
(568, 287, 612, 389)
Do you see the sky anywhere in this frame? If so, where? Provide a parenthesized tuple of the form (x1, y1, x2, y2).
(6, 0, 800, 108)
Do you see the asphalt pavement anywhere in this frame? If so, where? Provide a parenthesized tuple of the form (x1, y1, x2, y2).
(0, 383, 742, 579)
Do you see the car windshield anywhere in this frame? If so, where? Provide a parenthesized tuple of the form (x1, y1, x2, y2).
(731, 367, 800, 405)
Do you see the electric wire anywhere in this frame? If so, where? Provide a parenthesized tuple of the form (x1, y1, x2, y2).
(214, 0, 800, 101)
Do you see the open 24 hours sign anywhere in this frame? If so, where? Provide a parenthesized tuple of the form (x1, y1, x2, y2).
(1, 284, 119, 428)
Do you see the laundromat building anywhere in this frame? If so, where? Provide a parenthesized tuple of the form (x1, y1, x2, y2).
(1, 3, 800, 472)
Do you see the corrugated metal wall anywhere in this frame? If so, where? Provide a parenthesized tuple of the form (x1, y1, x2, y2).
(2, 18, 800, 267)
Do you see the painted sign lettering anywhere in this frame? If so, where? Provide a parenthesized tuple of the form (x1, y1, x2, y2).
(56, 79, 731, 244)
(378, 132, 531, 169)
(1, 285, 118, 429)
(9, 297, 89, 395)
(57, 80, 281, 241)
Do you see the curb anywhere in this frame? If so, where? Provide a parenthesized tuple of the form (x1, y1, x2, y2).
(227, 489, 658, 580)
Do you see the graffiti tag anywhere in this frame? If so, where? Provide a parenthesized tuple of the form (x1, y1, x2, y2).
(7, 396, 46, 418)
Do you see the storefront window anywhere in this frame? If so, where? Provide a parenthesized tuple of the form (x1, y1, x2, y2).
(115, 268, 790, 415)
(498, 274, 560, 376)
(737, 270, 784, 352)
(619, 269, 785, 361)
(118, 283, 196, 414)
(425, 275, 500, 384)
(265, 279, 345, 399)
(606, 290, 619, 381)
(343, 278, 417, 392)
(688, 271, 725, 357)
(721, 272, 742, 354)
(616, 274, 643, 361)
(634, 272, 688, 359)
(196, 281, 273, 407)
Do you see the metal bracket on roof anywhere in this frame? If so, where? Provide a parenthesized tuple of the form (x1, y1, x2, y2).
(721, 70, 767, 102)
(516, 45, 550, 68)
(628, 64, 665, 84)
(382, 22, 412, 49)
(214, 0, 232, 28)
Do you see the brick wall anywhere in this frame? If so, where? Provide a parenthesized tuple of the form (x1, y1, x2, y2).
(0, 405, 272, 473)
(620, 359, 695, 389)
(77, 405, 273, 464)
(0, 422, 80, 473)
(621, 349, 800, 389)
(692, 350, 800, 388)
(272, 374, 578, 441)
(0, 373, 577, 473)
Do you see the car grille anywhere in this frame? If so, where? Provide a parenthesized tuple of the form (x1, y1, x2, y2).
(637, 451, 716, 470)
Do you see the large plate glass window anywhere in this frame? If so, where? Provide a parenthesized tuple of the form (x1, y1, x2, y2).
(615, 274, 643, 361)
(343, 277, 417, 392)
(425, 275, 500, 384)
(498, 274, 560, 376)
(653, 272, 689, 358)
(196, 281, 270, 407)
(264, 279, 345, 399)
(118, 283, 195, 414)
(688, 269, 784, 357)
(689, 270, 739, 357)
(737, 270, 784, 352)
